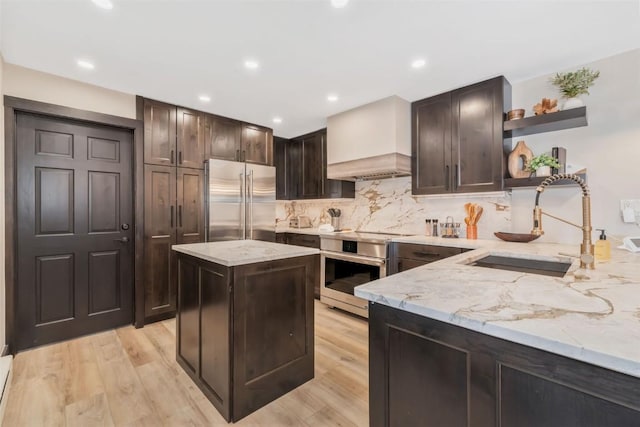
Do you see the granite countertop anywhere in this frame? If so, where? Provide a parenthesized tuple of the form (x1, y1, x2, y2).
(172, 240, 320, 266)
(355, 237, 640, 378)
(276, 227, 325, 236)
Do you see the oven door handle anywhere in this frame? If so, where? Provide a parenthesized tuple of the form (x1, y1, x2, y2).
(321, 250, 386, 267)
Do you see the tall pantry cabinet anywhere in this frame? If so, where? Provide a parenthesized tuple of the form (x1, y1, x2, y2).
(139, 98, 206, 322)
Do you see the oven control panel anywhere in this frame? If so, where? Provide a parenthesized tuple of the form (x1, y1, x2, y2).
(342, 240, 357, 253)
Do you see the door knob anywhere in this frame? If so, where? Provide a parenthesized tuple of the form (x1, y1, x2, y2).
(113, 237, 130, 243)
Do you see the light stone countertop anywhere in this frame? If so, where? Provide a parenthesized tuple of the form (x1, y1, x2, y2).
(172, 240, 319, 267)
(355, 236, 640, 378)
(276, 227, 327, 236)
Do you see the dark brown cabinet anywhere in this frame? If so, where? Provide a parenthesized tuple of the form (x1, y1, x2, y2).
(143, 164, 177, 319)
(143, 99, 176, 166)
(389, 243, 468, 274)
(176, 168, 205, 244)
(203, 115, 273, 166)
(176, 252, 317, 422)
(369, 303, 640, 427)
(279, 233, 321, 298)
(204, 114, 242, 162)
(276, 129, 354, 200)
(177, 107, 205, 169)
(412, 76, 511, 195)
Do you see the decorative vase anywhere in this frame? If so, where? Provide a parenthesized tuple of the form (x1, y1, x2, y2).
(535, 166, 551, 177)
(507, 140, 534, 179)
(562, 97, 584, 110)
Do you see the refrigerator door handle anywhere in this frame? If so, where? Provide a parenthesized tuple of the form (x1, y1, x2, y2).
(240, 172, 246, 239)
(248, 169, 254, 240)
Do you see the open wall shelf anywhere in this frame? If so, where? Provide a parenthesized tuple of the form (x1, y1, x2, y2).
(504, 107, 587, 138)
(505, 173, 587, 190)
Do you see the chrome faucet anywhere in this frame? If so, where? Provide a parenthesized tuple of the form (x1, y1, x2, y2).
(531, 174, 595, 269)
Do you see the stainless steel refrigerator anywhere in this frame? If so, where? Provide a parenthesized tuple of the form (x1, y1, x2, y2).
(205, 159, 276, 242)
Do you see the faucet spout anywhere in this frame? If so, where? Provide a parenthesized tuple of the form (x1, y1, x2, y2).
(532, 174, 595, 269)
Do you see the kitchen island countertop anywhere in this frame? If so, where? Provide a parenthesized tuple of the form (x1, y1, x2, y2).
(172, 240, 319, 267)
(356, 236, 640, 378)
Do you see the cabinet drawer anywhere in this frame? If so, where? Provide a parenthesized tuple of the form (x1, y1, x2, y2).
(285, 233, 320, 249)
(395, 243, 464, 262)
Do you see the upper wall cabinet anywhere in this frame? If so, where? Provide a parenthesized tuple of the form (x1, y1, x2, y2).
(203, 115, 273, 166)
(412, 76, 511, 195)
(204, 115, 242, 162)
(143, 99, 177, 166)
(177, 107, 205, 169)
(242, 124, 273, 166)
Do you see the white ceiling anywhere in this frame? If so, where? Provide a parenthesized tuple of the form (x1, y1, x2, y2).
(2, 0, 639, 137)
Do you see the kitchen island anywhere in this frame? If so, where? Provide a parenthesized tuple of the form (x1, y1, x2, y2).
(172, 240, 320, 422)
(356, 237, 640, 427)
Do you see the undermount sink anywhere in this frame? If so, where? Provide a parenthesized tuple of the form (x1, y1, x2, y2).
(468, 254, 572, 278)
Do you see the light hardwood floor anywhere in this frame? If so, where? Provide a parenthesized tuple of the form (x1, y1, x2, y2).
(2, 301, 369, 426)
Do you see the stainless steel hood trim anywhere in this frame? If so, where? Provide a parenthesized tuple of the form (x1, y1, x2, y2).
(326, 153, 411, 181)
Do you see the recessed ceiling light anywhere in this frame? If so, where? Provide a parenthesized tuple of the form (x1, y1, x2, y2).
(244, 60, 260, 70)
(331, 0, 349, 8)
(77, 59, 95, 70)
(272, 117, 283, 124)
(411, 58, 427, 69)
(199, 95, 211, 103)
(327, 94, 339, 102)
(91, 0, 113, 10)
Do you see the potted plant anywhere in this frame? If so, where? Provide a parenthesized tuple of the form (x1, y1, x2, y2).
(551, 67, 600, 109)
(527, 153, 561, 177)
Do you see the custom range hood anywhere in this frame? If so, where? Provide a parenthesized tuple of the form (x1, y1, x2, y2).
(327, 95, 411, 181)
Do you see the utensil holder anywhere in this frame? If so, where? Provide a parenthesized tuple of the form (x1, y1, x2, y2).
(466, 225, 477, 240)
(330, 217, 340, 231)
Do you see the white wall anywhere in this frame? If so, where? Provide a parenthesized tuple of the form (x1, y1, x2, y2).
(3, 64, 136, 119)
(0, 63, 137, 349)
(510, 49, 640, 244)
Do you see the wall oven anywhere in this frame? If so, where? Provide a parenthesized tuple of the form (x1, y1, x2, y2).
(320, 232, 399, 318)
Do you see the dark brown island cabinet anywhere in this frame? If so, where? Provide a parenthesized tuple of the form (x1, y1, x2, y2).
(412, 76, 511, 195)
(369, 303, 640, 427)
(172, 241, 319, 422)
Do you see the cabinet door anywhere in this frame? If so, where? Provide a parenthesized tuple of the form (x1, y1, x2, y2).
(144, 164, 177, 319)
(177, 255, 199, 375)
(451, 77, 505, 193)
(242, 124, 273, 166)
(177, 168, 205, 244)
(177, 107, 205, 169)
(300, 133, 324, 199)
(411, 92, 452, 195)
(143, 99, 176, 166)
(204, 115, 242, 162)
(274, 137, 290, 200)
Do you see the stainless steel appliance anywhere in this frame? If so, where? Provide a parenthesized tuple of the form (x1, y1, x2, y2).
(320, 231, 404, 318)
(205, 159, 276, 242)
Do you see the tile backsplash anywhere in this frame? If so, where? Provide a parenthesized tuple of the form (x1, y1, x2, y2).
(276, 177, 512, 239)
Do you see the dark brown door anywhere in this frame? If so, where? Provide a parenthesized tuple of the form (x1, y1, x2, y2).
(143, 98, 176, 166)
(177, 108, 205, 169)
(177, 168, 205, 244)
(412, 92, 452, 195)
(143, 164, 177, 319)
(451, 76, 505, 193)
(16, 113, 134, 351)
(204, 115, 242, 162)
(241, 124, 273, 166)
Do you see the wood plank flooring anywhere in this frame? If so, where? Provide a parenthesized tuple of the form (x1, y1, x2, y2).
(2, 301, 369, 426)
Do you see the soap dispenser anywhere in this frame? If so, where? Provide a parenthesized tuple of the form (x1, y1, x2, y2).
(595, 229, 611, 261)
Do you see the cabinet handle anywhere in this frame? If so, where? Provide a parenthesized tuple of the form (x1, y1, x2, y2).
(445, 165, 450, 191)
(178, 205, 183, 227)
(454, 164, 459, 190)
(170, 206, 174, 228)
(170, 150, 175, 164)
(178, 151, 183, 164)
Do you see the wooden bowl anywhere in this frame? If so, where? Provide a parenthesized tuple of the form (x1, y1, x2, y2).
(507, 109, 525, 120)
(494, 232, 540, 243)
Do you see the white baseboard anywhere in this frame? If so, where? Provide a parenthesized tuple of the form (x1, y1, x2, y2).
(0, 356, 13, 424)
